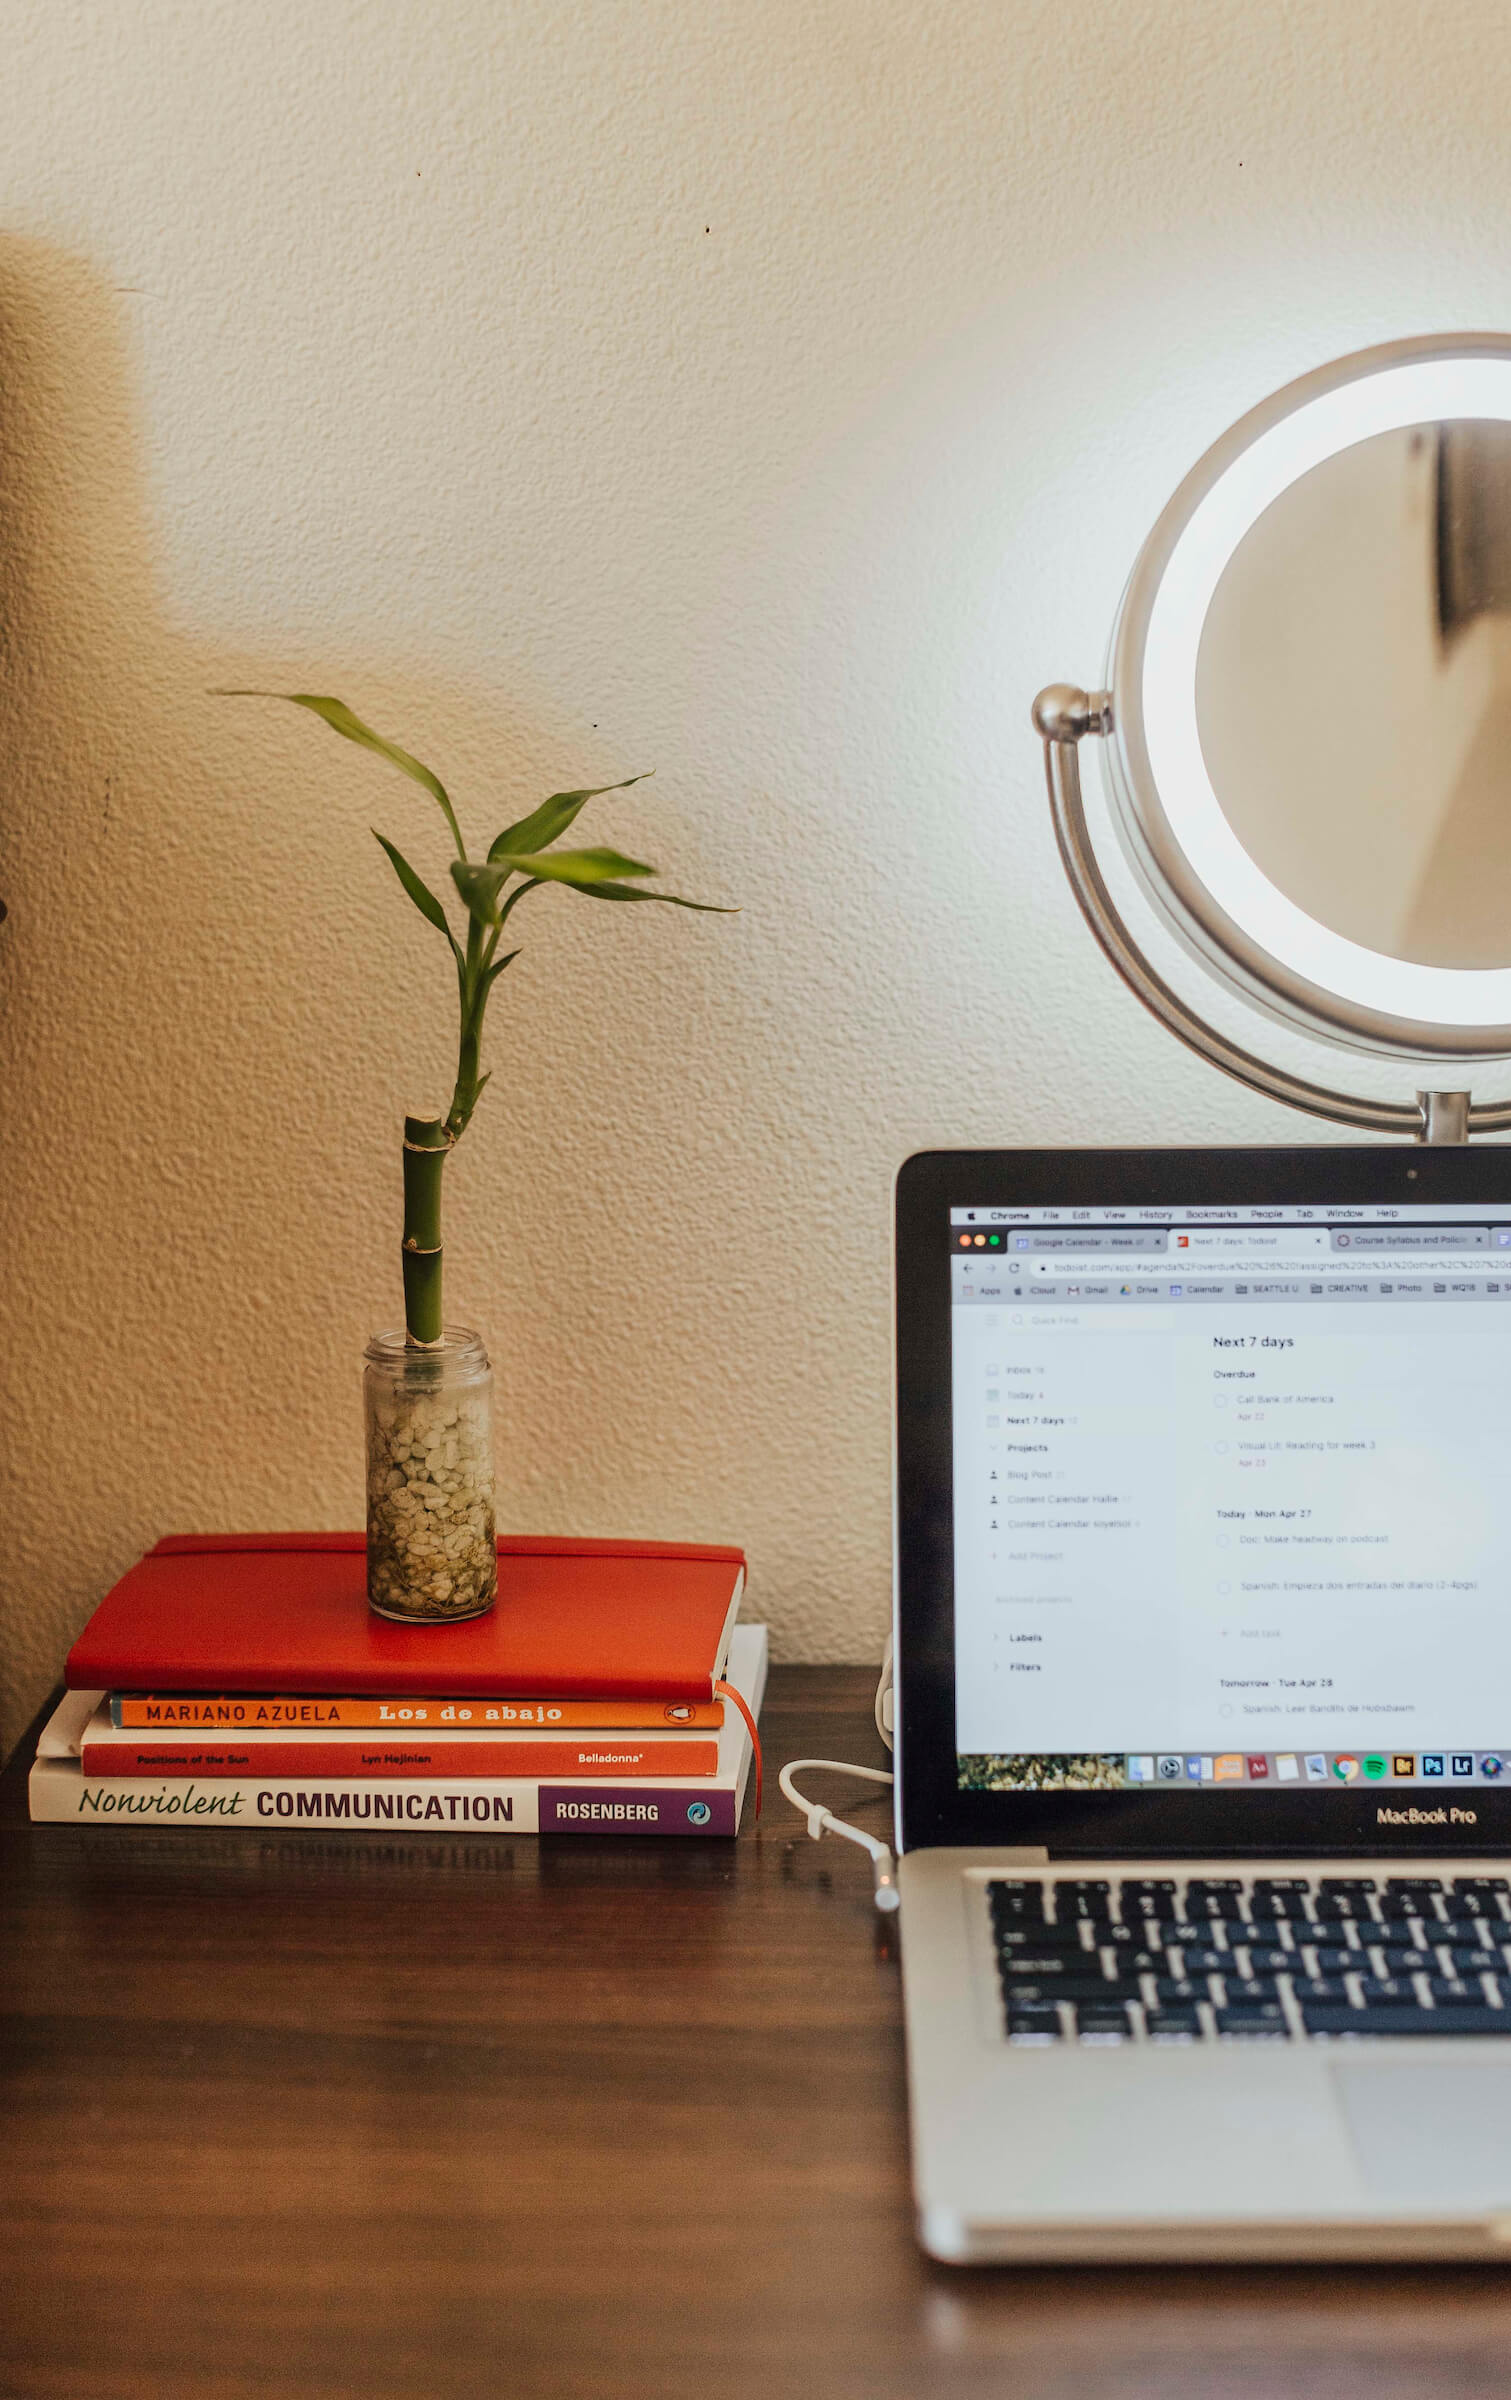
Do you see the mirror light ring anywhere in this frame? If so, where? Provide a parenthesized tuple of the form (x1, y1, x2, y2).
(1129, 345, 1511, 1046)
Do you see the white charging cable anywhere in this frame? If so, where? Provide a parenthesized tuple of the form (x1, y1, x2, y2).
(779, 1648, 899, 1913)
(778, 1759, 898, 1910)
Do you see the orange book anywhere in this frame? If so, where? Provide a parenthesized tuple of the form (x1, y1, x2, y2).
(110, 1692, 724, 1730)
(80, 1709, 719, 1781)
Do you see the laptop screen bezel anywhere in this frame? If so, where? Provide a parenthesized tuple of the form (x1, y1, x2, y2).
(895, 1143, 1511, 1857)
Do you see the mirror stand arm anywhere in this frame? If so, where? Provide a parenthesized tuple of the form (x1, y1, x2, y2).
(1033, 685, 1500, 1144)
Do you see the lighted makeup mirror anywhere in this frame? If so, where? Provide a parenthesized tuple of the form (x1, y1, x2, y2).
(1034, 334, 1511, 1142)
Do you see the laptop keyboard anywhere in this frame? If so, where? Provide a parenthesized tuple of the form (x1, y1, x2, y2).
(990, 1875, 1511, 2043)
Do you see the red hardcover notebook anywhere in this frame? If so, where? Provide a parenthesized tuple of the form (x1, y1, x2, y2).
(65, 1534, 747, 1702)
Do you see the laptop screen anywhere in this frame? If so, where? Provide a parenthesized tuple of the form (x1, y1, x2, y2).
(949, 1197, 1511, 1811)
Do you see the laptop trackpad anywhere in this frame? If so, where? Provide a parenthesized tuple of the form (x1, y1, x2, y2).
(1335, 2061, 1511, 2207)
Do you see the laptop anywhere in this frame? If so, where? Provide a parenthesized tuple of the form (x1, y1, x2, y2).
(894, 1145, 1511, 2262)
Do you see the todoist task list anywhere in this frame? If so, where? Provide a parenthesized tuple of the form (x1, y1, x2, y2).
(951, 1294, 1511, 1759)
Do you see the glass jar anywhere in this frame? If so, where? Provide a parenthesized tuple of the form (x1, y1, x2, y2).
(363, 1328, 497, 1622)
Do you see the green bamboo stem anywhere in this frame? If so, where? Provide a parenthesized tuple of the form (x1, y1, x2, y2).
(401, 1114, 450, 1346)
(446, 1019, 482, 1141)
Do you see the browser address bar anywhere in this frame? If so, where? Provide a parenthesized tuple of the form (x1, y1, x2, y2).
(1024, 1253, 1497, 1278)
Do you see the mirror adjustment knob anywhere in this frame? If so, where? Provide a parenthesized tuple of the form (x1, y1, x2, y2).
(1032, 685, 1112, 743)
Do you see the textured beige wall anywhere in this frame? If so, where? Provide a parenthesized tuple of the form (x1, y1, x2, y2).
(4, 0, 1511, 1751)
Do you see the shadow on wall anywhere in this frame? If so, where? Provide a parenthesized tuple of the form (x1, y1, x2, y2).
(0, 238, 567, 1761)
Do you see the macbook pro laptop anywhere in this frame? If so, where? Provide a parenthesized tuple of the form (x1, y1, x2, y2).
(894, 1145, 1511, 2261)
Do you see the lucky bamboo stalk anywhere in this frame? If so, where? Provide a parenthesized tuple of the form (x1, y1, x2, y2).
(219, 690, 733, 1346)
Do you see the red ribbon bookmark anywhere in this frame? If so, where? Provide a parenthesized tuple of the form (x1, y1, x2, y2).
(715, 1678, 762, 1819)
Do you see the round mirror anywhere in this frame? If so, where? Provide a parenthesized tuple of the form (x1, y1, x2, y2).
(1198, 419, 1511, 972)
(1103, 336, 1511, 1060)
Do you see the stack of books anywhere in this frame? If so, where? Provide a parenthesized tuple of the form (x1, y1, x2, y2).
(31, 1532, 765, 1837)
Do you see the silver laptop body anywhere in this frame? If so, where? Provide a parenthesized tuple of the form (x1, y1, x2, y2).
(894, 1148, 1511, 2262)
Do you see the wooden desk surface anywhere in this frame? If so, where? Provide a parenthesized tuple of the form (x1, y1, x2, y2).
(3, 1665, 1510, 2400)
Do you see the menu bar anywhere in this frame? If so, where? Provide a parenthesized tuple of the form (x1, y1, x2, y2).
(949, 1205, 1511, 1225)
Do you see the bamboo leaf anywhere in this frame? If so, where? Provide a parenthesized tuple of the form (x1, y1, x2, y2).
(454, 849, 733, 924)
(373, 831, 462, 962)
(487, 775, 651, 865)
(561, 882, 737, 912)
(216, 690, 466, 855)
(450, 860, 512, 927)
(453, 848, 650, 923)
(503, 845, 657, 884)
(483, 947, 522, 987)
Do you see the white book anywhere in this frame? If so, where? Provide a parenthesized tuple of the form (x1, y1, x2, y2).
(30, 1626, 767, 1838)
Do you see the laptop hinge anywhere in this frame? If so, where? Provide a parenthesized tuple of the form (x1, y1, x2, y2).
(990, 1847, 1051, 1865)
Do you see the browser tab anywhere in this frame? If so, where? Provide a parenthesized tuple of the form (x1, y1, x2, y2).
(1330, 1226, 1488, 1251)
(1008, 1230, 1168, 1253)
